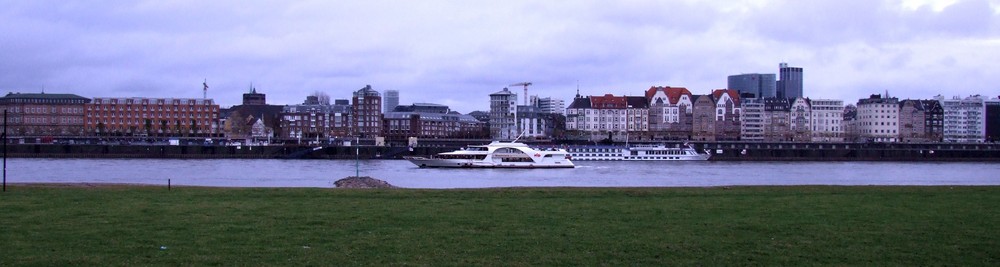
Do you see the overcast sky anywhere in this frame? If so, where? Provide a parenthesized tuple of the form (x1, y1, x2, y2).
(2, 0, 999, 113)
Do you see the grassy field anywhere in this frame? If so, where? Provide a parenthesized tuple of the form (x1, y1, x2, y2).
(1, 185, 998, 266)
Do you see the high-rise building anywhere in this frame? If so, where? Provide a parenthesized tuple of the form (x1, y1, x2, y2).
(383, 90, 399, 113)
(352, 85, 382, 138)
(489, 87, 517, 140)
(778, 63, 803, 99)
(727, 73, 776, 98)
(0, 92, 90, 137)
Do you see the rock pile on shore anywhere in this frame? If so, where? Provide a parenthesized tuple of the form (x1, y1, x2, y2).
(334, 176, 397, 188)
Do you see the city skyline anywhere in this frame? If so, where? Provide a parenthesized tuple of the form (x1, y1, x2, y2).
(2, 0, 999, 113)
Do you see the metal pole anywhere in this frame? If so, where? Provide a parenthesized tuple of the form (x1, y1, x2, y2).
(355, 136, 359, 177)
(3, 109, 7, 192)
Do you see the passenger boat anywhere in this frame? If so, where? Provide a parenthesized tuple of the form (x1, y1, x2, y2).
(404, 141, 575, 168)
(566, 143, 711, 161)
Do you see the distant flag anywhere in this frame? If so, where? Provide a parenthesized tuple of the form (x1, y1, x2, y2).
(203, 79, 209, 99)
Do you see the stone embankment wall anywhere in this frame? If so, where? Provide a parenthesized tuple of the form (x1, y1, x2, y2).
(3, 142, 999, 161)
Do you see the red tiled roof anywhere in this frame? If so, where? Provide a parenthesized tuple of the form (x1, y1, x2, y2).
(711, 89, 741, 106)
(645, 86, 692, 105)
(590, 94, 627, 109)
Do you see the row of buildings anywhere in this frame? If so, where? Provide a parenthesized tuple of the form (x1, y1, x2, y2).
(552, 86, 1000, 143)
(0, 84, 492, 143)
(3, 81, 998, 144)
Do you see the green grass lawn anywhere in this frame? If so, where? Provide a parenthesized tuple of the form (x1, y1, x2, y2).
(1, 185, 997, 266)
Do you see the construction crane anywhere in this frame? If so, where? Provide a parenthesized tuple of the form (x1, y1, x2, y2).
(509, 82, 532, 105)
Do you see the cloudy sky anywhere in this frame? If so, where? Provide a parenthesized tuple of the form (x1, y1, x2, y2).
(2, 0, 999, 112)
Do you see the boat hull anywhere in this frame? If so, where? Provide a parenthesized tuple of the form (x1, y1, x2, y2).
(567, 146, 711, 161)
(404, 157, 575, 168)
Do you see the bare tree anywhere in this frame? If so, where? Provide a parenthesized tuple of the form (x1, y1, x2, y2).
(310, 91, 331, 105)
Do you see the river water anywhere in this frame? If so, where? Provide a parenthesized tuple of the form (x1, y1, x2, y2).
(6, 158, 999, 188)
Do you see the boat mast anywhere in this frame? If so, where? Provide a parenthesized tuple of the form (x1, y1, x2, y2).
(512, 129, 526, 143)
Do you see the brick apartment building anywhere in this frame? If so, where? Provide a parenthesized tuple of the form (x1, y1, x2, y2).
(85, 97, 220, 137)
(0, 92, 90, 137)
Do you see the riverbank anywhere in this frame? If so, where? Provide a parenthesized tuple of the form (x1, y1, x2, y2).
(1, 185, 997, 265)
(4, 142, 1000, 161)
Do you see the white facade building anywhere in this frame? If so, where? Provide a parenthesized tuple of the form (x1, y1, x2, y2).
(937, 95, 986, 143)
(857, 94, 899, 142)
(740, 98, 765, 141)
(530, 96, 566, 115)
(809, 99, 845, 142)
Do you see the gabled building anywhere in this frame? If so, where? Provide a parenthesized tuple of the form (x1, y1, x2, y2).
(921, 100, 944, 142)
(762, 98, 792, 141)
(691, 94, 717, 141)
(789, 97, 811, 142)
(842, 104, 859, 142)
(223, 87, 282, 140)
(250, 117, 273, 141)
(645, 86, 694, 140)
(712, 89, 742, 141)
(899, 100, 928, 142)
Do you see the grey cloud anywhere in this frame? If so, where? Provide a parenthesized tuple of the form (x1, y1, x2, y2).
(2, 0, 999, 114)
(746, 0, 1000, 46)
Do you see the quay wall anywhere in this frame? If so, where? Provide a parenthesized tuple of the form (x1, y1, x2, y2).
(3, 142, 1000, 161)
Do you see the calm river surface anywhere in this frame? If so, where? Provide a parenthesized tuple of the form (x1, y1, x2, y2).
(5, 158, 999, 188)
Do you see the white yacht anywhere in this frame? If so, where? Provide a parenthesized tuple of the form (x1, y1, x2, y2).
(566, 143, 711, 161)
(404, 141, 575, 168)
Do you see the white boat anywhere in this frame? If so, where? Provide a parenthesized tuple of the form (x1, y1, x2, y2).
(404, 141, 575, 168)
(566, 143, 711, 161)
